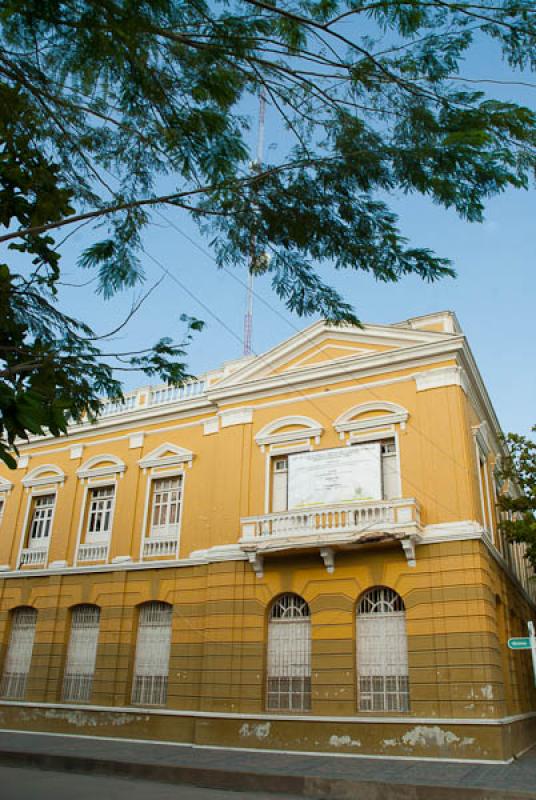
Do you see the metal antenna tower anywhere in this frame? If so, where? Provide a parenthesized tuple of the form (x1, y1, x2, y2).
(243, 88, 266, 357)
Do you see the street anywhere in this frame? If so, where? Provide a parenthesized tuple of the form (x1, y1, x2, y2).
(0, 765, 302, 800)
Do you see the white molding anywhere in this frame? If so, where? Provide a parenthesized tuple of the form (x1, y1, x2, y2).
(218, 407, 253, 428)
(255, 415, 323, 449)
(69, 445, 84, 460)
(203, 417, 219, 435)
(138, 443, 193, 470)
(22, 465, 65, 489)
(415, 365, 469, 394)
(0, 476, 13, 493)
(129, 433, 145, 449)
(77, 454, 126, 480)
(211, 319, 456, 390)
(17, 455, 30, 469)
(334, 402, 408, 439)
(139, 467, 185, 562)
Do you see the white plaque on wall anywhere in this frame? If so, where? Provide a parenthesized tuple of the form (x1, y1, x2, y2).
(287, 444, 382, 509)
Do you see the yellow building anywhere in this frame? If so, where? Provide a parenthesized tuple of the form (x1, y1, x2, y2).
(0, 310, 534, 762)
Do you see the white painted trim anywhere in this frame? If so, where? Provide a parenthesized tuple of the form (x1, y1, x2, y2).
(415, 365, 469, 394)
(22, 464, 65, 489)
(218, 407, 253, 427)
(77, 454, 126, 480)
(203, 417, 219, 435)
(73, 483, 89, 566)
(138, 443, 193, 470)
(0, 727, 514, 765)
(74, 480, 117, 566)
(255, 416, 323, 448)
(139, 469, 185, 562)
(0, 700, 532, 728)
(0, 477, 14, 492)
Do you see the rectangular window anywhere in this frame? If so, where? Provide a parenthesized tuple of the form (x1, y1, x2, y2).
(0, 608, 37, 699)
(86, 486, 115, 541)
(381, 439, 399, 500)
(150, 477, 182, 537)
(63, 606, 100, 703)
(28, 494, 55, 546)
(271, 457, 288, 512)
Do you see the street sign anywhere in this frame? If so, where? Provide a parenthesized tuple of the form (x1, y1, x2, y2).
(508, 637, 531, 650)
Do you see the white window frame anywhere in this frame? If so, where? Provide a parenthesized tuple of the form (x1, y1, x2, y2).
(0, 607, 37, 699)
(356, 587, 409, 713)
(27, 492, 56, 547)
(148, 475, 183, 538)
(0, 477, 13, 527)
(74, 479, 118, 564)
(266, 594, 311, 712)
(131, 602, 173, 706)
(62, 605, 100, 703)
(16, 487, 58, 568)
(139, 469, 186, 561)
(85, 485, 116, 543)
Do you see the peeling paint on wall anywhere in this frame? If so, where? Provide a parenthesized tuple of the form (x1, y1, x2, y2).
(481, 685, 494, 700)
(239, 722, 271, 740)
(329, 734, 361, 748)
(383, 726, 476, 751)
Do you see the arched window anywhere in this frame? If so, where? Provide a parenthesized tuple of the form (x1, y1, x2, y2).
(63, 605, 100, 702)
(267, 594, 311, 712)
(0, 607, 37, 698)
(131, 602, 172, 706)
(357, 587, 409, 712)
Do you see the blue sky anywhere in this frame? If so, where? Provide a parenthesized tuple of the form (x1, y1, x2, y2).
(53, 40, 535, 438)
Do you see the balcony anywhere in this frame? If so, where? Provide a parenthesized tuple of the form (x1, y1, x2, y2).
(19, 547, 48, 567)
(143, 535, 179, 559)
(77, 542, 109, 563)
(239, 499, 421, 577)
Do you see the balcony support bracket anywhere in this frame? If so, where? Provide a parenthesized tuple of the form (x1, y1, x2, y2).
(320, 547, 335, 574)
(248, 552, 264, 579)
(401, 536, 417, 568)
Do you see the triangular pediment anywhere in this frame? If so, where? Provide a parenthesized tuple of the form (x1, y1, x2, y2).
(214, 319, 456, 388)
(138, 442, 194, 469)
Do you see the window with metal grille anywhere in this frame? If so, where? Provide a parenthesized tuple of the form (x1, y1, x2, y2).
(0, 607, 37, 698)
(86, 486, 115, 540)
(62, 605, 100, 702)
(267, 594, 311, 711)
(131, 602, 172, 706)
(357, 587, 409, 712)
(28, 494, 55, 546)
(150, 477, 182, 536)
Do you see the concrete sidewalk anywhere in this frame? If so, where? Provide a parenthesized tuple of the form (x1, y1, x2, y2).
(0, 730, 535, 799)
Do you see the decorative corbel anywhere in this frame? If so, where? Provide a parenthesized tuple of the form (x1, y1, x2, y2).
(401, 537, 417, 568)
(320, 547, 335, 574)
(247, 551, 264, 579)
